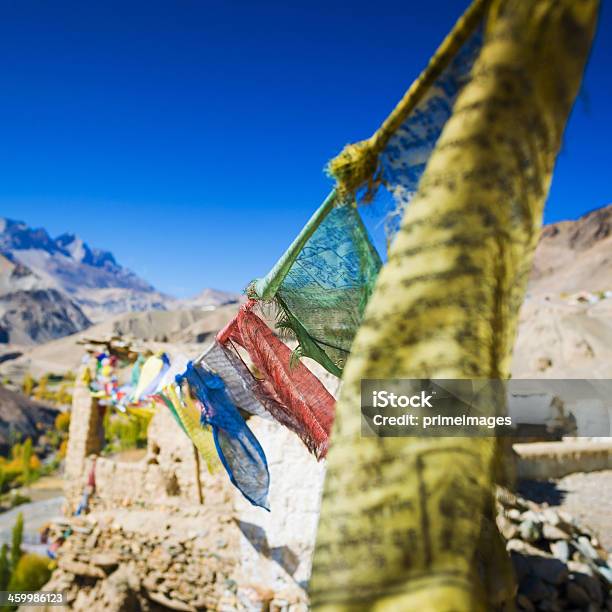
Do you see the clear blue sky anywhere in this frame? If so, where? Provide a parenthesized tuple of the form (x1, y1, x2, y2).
(0, 1, 609, 297)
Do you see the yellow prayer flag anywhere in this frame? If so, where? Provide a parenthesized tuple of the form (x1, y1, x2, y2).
(310, 1, 599, 610)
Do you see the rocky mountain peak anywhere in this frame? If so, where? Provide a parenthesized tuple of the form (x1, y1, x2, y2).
(0, 218, 123, 272)
(54, 232, 118, 269)
(0, 217, 59, 255)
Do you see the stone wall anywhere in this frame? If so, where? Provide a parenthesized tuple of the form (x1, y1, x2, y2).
(515, 440, 612, 479)
(66, 395, 233, 514)
(63, 379, 325, 607)
(39, 509, 241, 611)
(64, 381, 105, 488)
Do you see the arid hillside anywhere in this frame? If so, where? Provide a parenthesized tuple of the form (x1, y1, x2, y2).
(529, 204, 612, 295)
(0, 384, 58, 454)
(512, 204, 612, 378)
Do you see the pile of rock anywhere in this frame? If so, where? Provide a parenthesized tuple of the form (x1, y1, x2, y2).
(41, 514, 237, 611)
(498, 490, 612, 611)
(37, 509, 307, 612)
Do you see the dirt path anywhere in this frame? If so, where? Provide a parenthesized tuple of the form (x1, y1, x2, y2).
(22, 474, 64, 502)
(0, 474, 65, 553)
(0, 496, 64, 553)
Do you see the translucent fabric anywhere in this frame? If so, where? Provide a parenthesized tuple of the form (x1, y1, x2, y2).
(131, 353, 170, 401)
(275, 203, 381, 375)
(201, 340, 276, 422)
(365, 25, 483, 240)
(181, 361, 270, 510)
(217, 301, 335, 459)
(253, 195, 381, 377)
(156, 383, 220, 474)
(249, 12, 483, 374)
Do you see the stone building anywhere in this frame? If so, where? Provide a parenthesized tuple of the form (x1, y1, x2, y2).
(62, 376, 330, 609)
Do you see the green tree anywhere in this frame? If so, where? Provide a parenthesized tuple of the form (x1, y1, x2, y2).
(56, 382, 72, 406)
(54, 411, 71, 434)
(34, 375, 48, 401)
(22, 438, 32, 485)
(22, 373, 35, 398)
(7, 553, 52, 592)
(0, 544, 9, 590)
(10, 512, 23, 572)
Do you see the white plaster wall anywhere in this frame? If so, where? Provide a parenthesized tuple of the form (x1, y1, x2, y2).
(233, 416, 326, 594)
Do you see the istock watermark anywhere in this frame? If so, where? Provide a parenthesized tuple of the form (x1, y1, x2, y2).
(372, 390, 435, 408)
(361, 379, 612, 438)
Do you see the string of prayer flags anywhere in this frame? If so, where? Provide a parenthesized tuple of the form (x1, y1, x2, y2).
(246, 0, 487, 379)
(130, 351, 268, 506)
(88, 351, 132, 411)
(217, 301, 335, 459)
